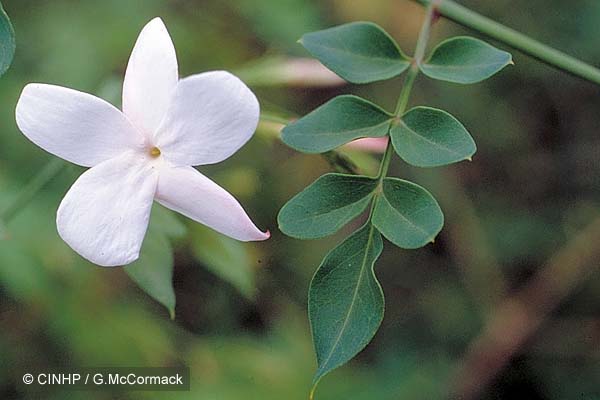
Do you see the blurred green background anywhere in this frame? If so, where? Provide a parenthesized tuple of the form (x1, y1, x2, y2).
(1, 0, 599, 399)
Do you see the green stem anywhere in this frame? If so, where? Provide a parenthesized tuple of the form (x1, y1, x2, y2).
(367, 2, 438, 226)
(259, 111, 290, 125)
(323, 151, 360, 175)
(382, 2, 438, 180)
(393, 0, 436, 116)
(413, 0, 600, 85)
(394, 66, 419, 117)
(0, 159, 67, 225)
(376, 141, 394, 181)
(412, 0, 439, 66)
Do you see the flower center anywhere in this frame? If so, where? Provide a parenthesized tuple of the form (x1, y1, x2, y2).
(149, 146, 161, 158)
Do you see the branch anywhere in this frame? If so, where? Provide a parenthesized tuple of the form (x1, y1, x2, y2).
(413, 0, 600, 85)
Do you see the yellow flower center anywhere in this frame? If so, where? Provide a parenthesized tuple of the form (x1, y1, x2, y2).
(150, 146, 161, 157)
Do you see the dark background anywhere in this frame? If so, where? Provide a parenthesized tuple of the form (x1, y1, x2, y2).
(0, 0, 599, 399)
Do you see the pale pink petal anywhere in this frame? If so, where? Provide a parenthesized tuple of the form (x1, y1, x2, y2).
(282, 58, 346, 87)
(123, 17, 178, 138)
(343, 137, 389, 153)
(156, 164, 269, 241)
(16, 84, 144, 167)
(155, 71, 259, 166)
(57, 152, 159, 266)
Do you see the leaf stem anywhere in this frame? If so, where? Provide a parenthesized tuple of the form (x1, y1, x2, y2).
(412, 0, 600, 85)
(0, 158, 67, 226)
(259, 111, 290, 125)
(322, 151, 360, 174)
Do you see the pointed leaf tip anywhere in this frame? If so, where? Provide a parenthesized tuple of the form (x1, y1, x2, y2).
(124, 229, 176, 316)
(309, 224, 384, 386)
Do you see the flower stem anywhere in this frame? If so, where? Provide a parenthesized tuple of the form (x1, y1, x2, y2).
(322, 151, 360, 174)
(0, 159, 67, 226)
(413, 0, 600, 85)
(259, 112, 290, 125)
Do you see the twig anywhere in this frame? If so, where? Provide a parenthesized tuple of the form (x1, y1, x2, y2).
(413, 0, 600, 85)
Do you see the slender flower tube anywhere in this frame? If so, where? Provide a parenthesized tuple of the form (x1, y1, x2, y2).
(343, 137, 388, 153)
(15, 18, 270, 267)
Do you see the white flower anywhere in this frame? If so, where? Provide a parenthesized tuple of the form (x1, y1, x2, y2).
(15, 18, 269, 267)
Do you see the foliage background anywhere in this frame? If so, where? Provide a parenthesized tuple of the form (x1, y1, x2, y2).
(0, 0, 599, 399)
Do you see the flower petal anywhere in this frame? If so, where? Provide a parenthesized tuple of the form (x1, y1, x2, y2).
(57, 152, 159, 266)
(156, 164, 269, 241)
(16, 84, 145, 167)
(123, 17, 178, 138)
(155, 71, 260, 166)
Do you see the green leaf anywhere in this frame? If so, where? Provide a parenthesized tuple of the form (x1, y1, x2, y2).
(231, 0, 322, 51)
(420, 36, 512, 84)
(372, 178, 443, 248)
(125, 230, 176, 318)
(281, 95, 393, 153)
(152, 204, 187, 239)
(0, 242, 56, 301)
(190, 224, 256, 300)
(278, 173, 378, 239)
(390, 106, 476, 167)
(299, 21, 411, 83)
(0, 2, 15, 76)
(309, 224, 384, 390)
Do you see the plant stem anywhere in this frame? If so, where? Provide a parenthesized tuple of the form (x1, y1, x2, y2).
(0, 159, 67, 225)
(259, 112, 290, 125)
(379, 1, 438, 182)
(366, 2, 439, 228)
(323, 151, 360, 175)
(413, 0, 600, 85)
(393, 67, 419, 118)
